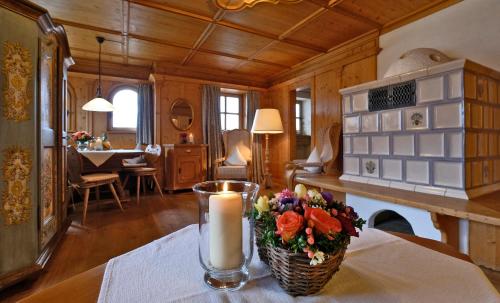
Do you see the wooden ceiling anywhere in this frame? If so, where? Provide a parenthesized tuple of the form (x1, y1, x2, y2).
(31, 0, 456, 86)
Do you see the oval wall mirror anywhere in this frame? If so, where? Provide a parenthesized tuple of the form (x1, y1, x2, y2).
(170, 98, 194, 131)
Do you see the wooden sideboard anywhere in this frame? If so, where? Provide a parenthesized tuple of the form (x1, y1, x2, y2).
(163, 144, 207, 192)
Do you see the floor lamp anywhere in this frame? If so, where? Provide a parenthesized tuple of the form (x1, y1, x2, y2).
(251, 109, 284, 188)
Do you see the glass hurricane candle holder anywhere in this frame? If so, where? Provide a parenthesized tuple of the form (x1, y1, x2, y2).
(193, 180, 259, 291)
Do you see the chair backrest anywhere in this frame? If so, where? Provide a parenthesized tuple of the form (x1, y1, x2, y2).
(67, 146, 84, 184)
(144, 144, 162, 166)
(222, 129, 251, 162)
(322, 123, 341, 173)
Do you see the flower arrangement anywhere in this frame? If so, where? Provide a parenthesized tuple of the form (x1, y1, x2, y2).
(71, 131, 92, 143)
(254, 184, 365, 266)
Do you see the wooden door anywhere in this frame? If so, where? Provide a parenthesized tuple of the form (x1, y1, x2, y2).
(176, 155, 201, 186)
(39, 35, 59, 250)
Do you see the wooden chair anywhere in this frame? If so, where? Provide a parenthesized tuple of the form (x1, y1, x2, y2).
(215, 129, 252, 180)
(284, 123, 341, 188)
(67, 146, 124, 225)
(122, 144, 164, 204)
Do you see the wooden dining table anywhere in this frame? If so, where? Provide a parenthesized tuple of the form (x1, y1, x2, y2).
(19, 232, 472, 303)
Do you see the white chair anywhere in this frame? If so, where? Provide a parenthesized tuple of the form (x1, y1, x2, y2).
(284, 123, 341, 188)
(215, 129, 252, 180)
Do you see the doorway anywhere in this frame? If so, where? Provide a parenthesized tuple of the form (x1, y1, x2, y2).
(294, 88, 312, 159)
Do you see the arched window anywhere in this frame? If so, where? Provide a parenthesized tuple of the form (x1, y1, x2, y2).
(110, 88, 138, 130)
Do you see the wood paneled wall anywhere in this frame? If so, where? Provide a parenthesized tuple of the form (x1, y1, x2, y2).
(263, 35, 378, 188)
(67, 73, 140, 149)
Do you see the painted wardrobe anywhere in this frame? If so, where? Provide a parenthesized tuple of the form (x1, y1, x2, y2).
(0, 0, 73, 289)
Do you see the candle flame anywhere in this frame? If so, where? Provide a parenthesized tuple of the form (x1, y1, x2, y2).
(223, 182, 229, 192)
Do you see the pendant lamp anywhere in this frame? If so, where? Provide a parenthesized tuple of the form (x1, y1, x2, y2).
(82, 36, 114, 112)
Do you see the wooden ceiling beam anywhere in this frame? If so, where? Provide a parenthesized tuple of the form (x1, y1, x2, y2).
(306, 0, 382, 29)
(54, 18, 288, 69)
(121, 0, 130, 65)
(129, 0, 327, 53)
(182, 8, 225, 65)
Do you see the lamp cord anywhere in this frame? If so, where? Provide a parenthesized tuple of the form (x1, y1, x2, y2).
(97, 40, 102, 97)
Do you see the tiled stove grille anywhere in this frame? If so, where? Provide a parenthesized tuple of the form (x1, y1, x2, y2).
(341, 68, 466, 198)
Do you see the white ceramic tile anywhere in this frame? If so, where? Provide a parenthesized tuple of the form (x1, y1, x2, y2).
(362, 158, 379, 178)
(352, 92, 368, 112)
(406, 160, 429, 184)
(419, 133, 444, 157)
(415, 185, 446, 196)
(417, 76, 444, 103)
(389, 181, 416, 191)
(339, 174, 351, 181)
(405, 106, 429, 130)
(393, 135, 414, 156)
(434, 102, 462, 128)
(344, 157, 359, 175)
(382, 159, 402, 180)
(448, 71, 463, 99)
(362, 113, 379, 133)
(343, 96, 351, 114)
(381, 110, 401, 132)
(343, 137, 351, 154)
(434, 162, 463, 188)
(349, 176, 369, 183)
(445, 189, 468, 199)
(344, 116, 359, 134)
(448, 132, 463, 158)
(371, 136, 389, 155)
(352, 136, 369, 154)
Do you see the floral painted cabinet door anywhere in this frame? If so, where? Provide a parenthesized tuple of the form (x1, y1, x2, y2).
(39, 35, 58, 249)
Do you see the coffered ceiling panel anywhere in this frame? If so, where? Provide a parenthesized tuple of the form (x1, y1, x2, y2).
(128, 38, 189, 63)
(188, 52, 243, 70)
(31, 0, 123, 31)
(290, 9, 376, 50)
(127, 58, 154, 67)
(221, 1, 321, 36)
(236, 61, 286, 77)
(253, 42, 320, 67)
(201, 25, 274, 58)
(64, 26, 123, 55)
(129, 3, 209, 47)
(338, 0, 437, 25)
(71, 49, 125, 65)
(143, 0, 220, 18)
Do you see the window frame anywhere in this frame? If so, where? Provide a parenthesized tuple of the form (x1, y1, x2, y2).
(219, 93, 244, 131)
(107, 85, 139, 133)
(295, 101, 303, 135)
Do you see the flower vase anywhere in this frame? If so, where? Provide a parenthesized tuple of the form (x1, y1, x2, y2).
(77, 141, 88, 151)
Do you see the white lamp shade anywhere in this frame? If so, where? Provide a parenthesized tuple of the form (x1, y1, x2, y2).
(251, 108, 284, 134)
(82, 97, 114, 112)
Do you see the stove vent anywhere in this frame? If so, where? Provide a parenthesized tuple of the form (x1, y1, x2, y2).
(368, 80, 416, 112)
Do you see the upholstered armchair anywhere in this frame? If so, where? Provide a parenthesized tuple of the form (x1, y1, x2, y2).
(284, 123, 341, 188)
(215, 129, 252, 180)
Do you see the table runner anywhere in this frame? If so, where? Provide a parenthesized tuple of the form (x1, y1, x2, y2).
(79, 149, 143, 167)
(97, 225, 499, 303)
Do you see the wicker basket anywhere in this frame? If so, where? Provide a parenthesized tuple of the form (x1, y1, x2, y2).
(266, 245, 347, 296)
(254, 221, 269, 265)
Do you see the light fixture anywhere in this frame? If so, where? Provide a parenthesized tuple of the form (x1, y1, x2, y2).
(213, 0, 303, 11)
(251, 108, 284, 188)
(82, 36, 114, 112)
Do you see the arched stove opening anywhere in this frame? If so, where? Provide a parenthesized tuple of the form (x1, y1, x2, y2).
(373, 210, 415, 235)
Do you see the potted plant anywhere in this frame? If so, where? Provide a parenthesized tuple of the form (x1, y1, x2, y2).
(71, 131, 92, 151)
(253, 184, 365, 296)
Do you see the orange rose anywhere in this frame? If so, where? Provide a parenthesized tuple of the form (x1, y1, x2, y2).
(276, 211, 304, 242)
(304, 206, 342, 235)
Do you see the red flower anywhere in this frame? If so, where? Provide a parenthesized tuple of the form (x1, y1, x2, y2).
(304, 206, 342, 235)
(276, 211, 304, 242)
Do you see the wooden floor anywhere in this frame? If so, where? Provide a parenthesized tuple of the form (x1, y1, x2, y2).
(1, 191, 499, 302)
(0, 191, 197, 303)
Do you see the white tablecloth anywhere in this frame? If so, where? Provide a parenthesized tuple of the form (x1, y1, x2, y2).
(97, 225, 499, 303)
(79, 149, 143, 167)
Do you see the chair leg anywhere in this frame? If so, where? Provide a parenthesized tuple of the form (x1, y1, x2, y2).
(136, 176, 141, 205)
(69, 186, 76, 211)
(141, 177, 146, 193)
(123, 175, 129, 188)
(82, 188, 90, 225)
(109, 182, 124, 212)
(152, 174, 164, 199)
(96, 186, 100, 201)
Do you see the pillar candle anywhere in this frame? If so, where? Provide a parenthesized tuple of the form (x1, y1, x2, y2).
(209, 189, 243, 270)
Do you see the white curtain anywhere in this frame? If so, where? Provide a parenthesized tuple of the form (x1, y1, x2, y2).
(202, 85, 223, 180)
